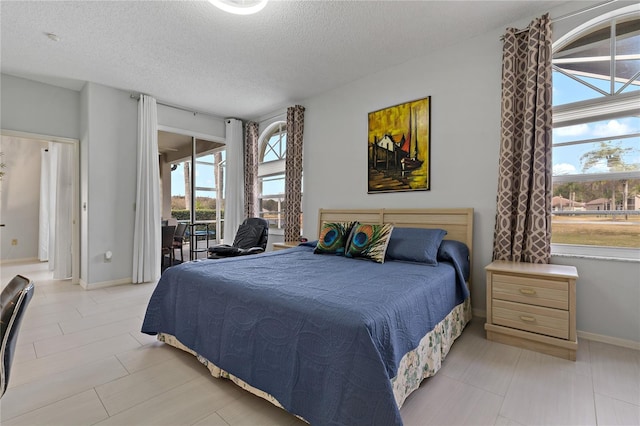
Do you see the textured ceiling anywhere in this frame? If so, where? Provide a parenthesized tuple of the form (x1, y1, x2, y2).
(1, 0, 565, 120)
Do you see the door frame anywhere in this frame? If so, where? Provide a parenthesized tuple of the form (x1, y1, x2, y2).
(1, 129, 80, 284)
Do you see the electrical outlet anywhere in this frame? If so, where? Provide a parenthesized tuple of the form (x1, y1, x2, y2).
(11, 239, 18, 246)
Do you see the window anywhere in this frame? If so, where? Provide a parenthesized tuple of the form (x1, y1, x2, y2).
(257, 122, 303, 233)
(551, 7, 640, 257)
(170, 142, 226, 243)
(258, 122, 287, 231)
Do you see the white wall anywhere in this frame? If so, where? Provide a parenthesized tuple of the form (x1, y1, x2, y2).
(554, 257, 640, 343)
(81, 83, 138, 287)
(302, 27, 503, 317)
(0, 74, 80, 139)
(300, 1, 640, 344)
(0, 136, 48, 261)
(157, 105, 225, 139)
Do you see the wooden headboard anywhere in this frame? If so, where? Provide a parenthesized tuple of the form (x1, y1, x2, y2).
(317, 208, 474, 286)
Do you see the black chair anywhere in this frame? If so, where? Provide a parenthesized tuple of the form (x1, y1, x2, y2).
(1, 275, 34, 399)
(161, 225, 176, 268)
(207, 217, 269, 259)
(172, 223, 188, 264)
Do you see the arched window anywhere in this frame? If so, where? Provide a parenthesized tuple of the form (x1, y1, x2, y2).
(258, 122, 288, 230)
(551, 6, 639, 257)
(261, 122, 286, 162)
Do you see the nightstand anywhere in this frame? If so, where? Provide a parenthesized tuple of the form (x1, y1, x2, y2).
(485, 260, 578, 361)
(272, 241, 300, 251)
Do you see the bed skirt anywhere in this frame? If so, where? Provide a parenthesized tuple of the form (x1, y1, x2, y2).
(157, 297, 472, 420)
(392, 297, 472, 408)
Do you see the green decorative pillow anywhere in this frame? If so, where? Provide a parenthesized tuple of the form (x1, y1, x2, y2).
(314, 221, 357, 255)
(345, 223, 394, 263)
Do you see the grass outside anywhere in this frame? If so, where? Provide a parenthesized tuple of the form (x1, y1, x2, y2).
(262, 212, 304, 230)
(551, 215, 640, 248)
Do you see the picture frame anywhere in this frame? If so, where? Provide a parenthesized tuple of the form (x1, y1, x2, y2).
(368, 96, 431, 193)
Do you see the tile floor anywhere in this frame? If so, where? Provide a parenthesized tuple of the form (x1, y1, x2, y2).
(1, 261, 638, 425)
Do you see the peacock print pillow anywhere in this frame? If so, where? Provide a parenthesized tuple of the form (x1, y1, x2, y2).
(314, 221, 358, 255)
(345, 223, 394, 263)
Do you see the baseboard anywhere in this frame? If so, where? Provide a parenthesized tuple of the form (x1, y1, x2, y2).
(80, 277, 132, 290)
(577, 331, 640, 351)
(0, 257, 39, 265)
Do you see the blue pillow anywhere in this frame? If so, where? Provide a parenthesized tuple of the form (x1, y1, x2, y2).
(437, 239, 470, 281)
(385, 227, 447, 265)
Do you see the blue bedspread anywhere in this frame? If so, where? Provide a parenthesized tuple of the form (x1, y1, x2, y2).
(142, 244, 469, 425)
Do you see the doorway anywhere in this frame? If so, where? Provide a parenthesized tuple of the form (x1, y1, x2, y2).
(0, 130, 80, 284)
(158, 129, 226, 260)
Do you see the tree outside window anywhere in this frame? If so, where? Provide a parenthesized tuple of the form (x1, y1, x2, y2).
(551, 8, 640, 251)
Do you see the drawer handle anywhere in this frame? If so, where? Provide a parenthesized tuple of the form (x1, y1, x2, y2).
(520, 315, 536, 323)
(519, 288, 537, 295)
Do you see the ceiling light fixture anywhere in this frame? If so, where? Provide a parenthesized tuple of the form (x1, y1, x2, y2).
(208, 0, 268, 15)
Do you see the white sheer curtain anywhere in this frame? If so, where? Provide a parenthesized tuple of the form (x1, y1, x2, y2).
(132, 95, 161, 283)
(48, 142, 73, 279)
(38, 148, 50, 261)
(223, 118, 244, 244)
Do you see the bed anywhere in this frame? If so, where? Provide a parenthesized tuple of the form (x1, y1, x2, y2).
(142, 208, 474, 425)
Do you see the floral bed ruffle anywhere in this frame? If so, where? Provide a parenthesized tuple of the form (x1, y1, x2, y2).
(392, 297, 472, 408)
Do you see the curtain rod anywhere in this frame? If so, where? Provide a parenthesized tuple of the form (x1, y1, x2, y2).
(129, 93, 225, 120)
(505, 0, 618, 37)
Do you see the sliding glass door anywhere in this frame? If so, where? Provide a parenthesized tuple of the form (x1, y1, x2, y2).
(161, 131, 225, 259)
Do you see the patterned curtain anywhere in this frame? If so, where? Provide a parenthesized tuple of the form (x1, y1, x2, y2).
(244, 121, 259, 218)
(493, 14, 552, 264)
(284, 105, 305, 242)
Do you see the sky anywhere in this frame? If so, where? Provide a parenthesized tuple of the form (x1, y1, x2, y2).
(552, 117, 640, 175)
(551, 71, 640, 176)
(171, 154, 220, 198)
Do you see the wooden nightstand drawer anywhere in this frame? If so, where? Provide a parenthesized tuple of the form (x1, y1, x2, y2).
(492, 273, 568, 310)
(492, 299, 569, 339)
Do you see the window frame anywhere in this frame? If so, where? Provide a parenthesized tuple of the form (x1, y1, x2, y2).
(551, 6, 640, 261)
(258, 121, 288, 234)
(169, 146, 226, 244)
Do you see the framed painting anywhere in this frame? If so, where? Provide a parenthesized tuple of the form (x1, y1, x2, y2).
(368, 96, 430, 193)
